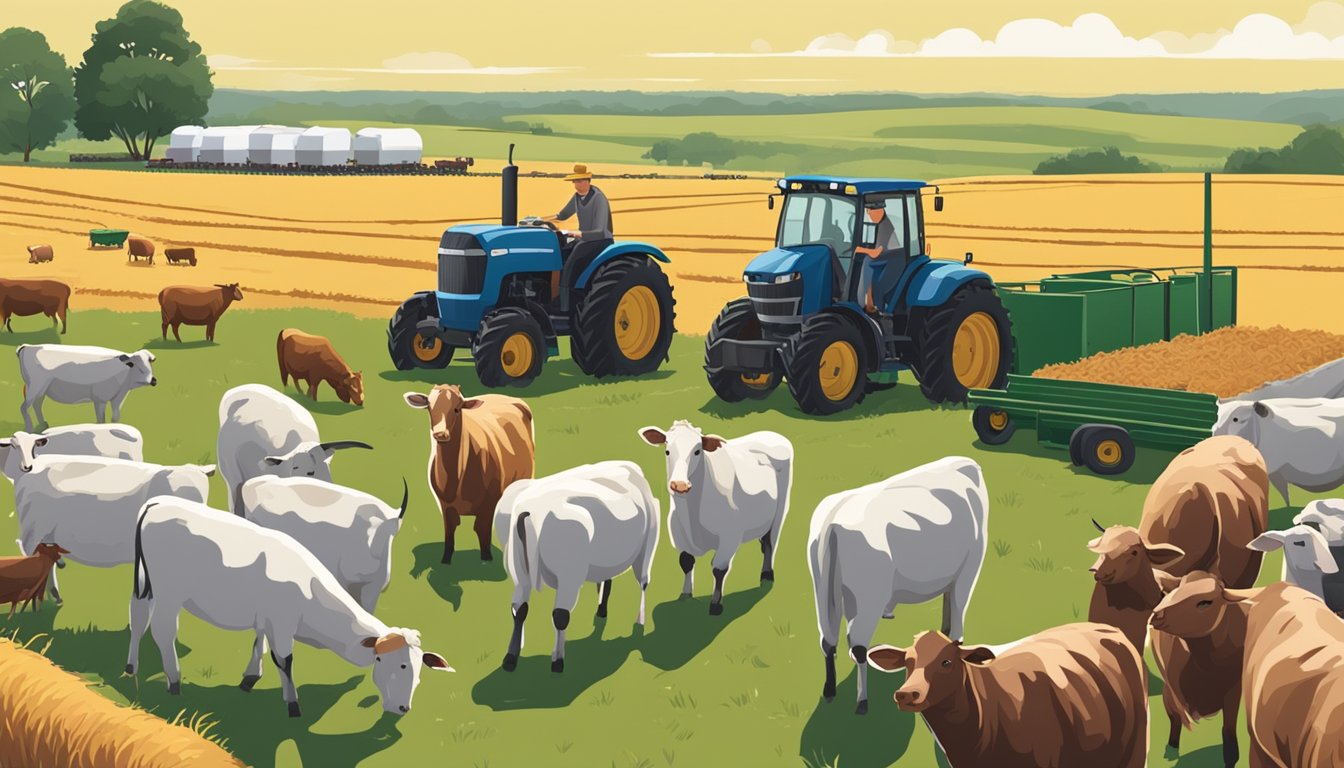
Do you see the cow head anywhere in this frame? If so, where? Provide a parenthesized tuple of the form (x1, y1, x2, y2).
(1249, 525, 1338, 587)
(1086, 522, 1185, 585)
(1150, 571, 1253, 639)
(118, 350, 158, 388)
(215, 283, 244, 302)
(33, 543, 70, 564)
(262, 441, 372, 478)
(360, 628, 453, 715)
(867, 631, 995, 713)
(336, 371, 365, 406)
(1211, 400, 1262, 444)
(1294, 500, 1344, 544)
(403, 386, 484, 443)
(0, 432, 48, 474)
(638, 420, 726, 495)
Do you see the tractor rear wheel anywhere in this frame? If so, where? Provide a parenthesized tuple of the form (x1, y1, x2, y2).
(705, 298, 780, 402)
(783, 314, 869, 415)
(571, 257, 676, 378)
(388, 293, 454, 370)
(474, 309, 546, 388)
(912, 282, 1013, 404)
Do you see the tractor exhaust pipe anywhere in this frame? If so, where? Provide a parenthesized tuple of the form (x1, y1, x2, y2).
(502, 143, 518, 226)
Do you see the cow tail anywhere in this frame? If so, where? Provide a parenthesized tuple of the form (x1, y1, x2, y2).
(276, 330, 287, 385)
(813, 524, 843, 648)
(516, 511, 542, 593)
(133, 503, 156, 600)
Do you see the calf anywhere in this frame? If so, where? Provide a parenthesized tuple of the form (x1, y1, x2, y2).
(242, 477, 408, 612)
(128, 497, 452, 716)
(217, 384, 371, 515)
(639, 420, 792, 615)
(0, 423, 143, 482)
(158, 284, 242, 342)
(17, 344, 156, 431)
(403, 385, 534, 564)
(277, 329, 363, 405)
(1248, 524, 1342, 612)
(26, 245, 53, 264)
(127, 237, 155, 264)
(493, 461, 659, 673)
(0, 544, 68, 618)
(1, 278, 70, 334)
(866, 624, 1147, 768)
(808, 456, 988, 714)
(1214, 397, 1344, 505)
(164, 247, 197, 266)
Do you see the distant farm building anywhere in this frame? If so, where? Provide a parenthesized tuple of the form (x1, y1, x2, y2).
(198, 126, 257, 164)
(248, 126, 304, 165)
(164, 126, 205, 163)
(354, 128, 424, 165)
(296, 127, 353, 167)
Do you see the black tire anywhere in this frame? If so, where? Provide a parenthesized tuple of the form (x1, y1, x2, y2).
(473, 309, 546, 388)
(1068, 425, 1090, 466)
(783, 314, 869, 415)
(704, 298, 780, 402)
(972, 406, 1016, 446)
(571, 257, 676, 378)
(388, 293, 454, 370)
(1078, 425, 1135, 476)
(911, 282, 1014, 405)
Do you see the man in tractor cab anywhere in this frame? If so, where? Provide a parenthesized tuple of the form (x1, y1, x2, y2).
(546, 163, 614, 310)
(854, 198, 905, 314)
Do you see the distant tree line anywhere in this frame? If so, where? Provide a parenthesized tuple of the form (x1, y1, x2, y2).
(1223, 125, 1344, 174)
(1033, 147, 1164, 175)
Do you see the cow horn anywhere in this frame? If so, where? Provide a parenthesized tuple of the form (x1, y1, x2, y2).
(320, 440, 373, 452)
(1092, 518, 1106, 533)
(397, 477, 409, 520)
(214, 283, 231, 289)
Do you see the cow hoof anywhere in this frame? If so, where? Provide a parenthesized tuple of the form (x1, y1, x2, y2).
(481, 553, 494, 562)
(678, 592, 692, 601)
(167, 682, 181, 696)
(441, 552, 454, 565)
(822, 686, 836, 703)
(502, 654, 518, 672)
(596, 606, 608, 620)
(288, 701, 302, 718)
(551, 658, 565, 674)
(709, 602, 724, 616)
(123, 664, 135, 677)
(760, 570, 774, 582)
(1164, 745, 1179, 760)
(882, 612, 895, 619)
(855, 700, 868, 716)
(239, 675, 261, 692)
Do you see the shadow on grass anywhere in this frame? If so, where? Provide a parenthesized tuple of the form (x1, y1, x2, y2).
(0, 325, 63, 345)
(799, 665, 918, 768)
(639, 583, 770, 671)
(409, 542, 505, 610)
(142, 337, 217, 351)
(1173, 745, 1227, 767)
(305, 400, 364, 417)
(696, 382, 939, 422)
(379, 357, 676, 397)
(471, 621, 641, 711)
(970, 427, 1174, 487)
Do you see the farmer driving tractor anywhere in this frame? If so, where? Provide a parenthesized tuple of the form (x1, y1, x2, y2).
(546, 163, 614, 308)
(854, 198, 905, 314)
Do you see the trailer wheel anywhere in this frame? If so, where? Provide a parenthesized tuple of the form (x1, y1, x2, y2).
(474, 309, 545, 388)
(571, 257, 676, 378)
(1075, 426, 1135, 476)
(783, 313, 869, 415)
(388, 293, 454, 370)
(704, 298, 780, 402)
(972, 406, 1016, 446)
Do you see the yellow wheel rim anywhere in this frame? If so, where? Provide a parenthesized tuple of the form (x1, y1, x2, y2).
(988, 410, 1009, 431)
(500, 332, 535, 378)
(413, 333, 443, 362)
(741, 372, 772, 389)
(952, 312, 1001, 390)
(1096, 439, 1123, 467)
(614, 285, 660, 361)
(818, 340, 859, 402)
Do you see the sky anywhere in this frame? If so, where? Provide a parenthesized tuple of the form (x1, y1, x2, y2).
(7, 0, 1344, 95)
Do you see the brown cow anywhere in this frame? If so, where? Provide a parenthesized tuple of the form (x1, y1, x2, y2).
(1086, 524, 1184, 650)
(867, 623, 1147, 768)
(0, 544, 68, 618)
(277, 328, 363, 405)
(164, 247, 197, 266)
(158, 283, 243, 342)
(26, 245, 53, 264)
(403, 385, 534, 563)
(128, 237, 155, 264)
(0, 278, 70, 334)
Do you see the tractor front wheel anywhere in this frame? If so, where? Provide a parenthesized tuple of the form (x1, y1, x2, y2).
(912, 282, 1013, 404)
(474, 309, 546, 388)
(571, 257, 676, 377)
(705, 298, 780, 402)
(783, 314, 869, 415)
(388, 293, 454, 371)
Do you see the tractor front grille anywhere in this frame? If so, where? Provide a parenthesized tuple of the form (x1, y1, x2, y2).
(438, 233, 487, 294)
(747, 279, 804, 325)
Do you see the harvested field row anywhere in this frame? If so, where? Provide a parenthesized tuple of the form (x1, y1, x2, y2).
(1033, 325, 1344, 398)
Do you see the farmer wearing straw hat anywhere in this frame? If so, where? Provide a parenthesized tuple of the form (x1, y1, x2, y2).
(546, 163, 614, 310)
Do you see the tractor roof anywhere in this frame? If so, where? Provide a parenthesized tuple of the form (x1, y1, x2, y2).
(782, 176, 928, 195)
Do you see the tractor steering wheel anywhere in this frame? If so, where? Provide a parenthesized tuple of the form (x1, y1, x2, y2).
(519, 216, 559, 232)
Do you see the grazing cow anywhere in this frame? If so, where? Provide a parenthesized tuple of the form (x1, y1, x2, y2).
(127, 237, 155, 264)
(277, 329, 363, 405)
(1248, 524, 1342, 612)
(128, 497, 452, 716)
(158, 284, 242, 342)
(0, 544, 68, 618)
(164, 247, 197, 266)
(17, 344, 156, 431)
(0, 423, 143, 481)
(808, 456, 988, 714)
(866, 624, 1147, 768)
(26, 245, 53, 264)
(403, 385, 535, 564)
(241, 477, 408, 612)
(493, 461, 659, 673)
(0, 278, 70, 334)
(217, 384, 371, 515)
(1151, 577, 1344, 768)
(1214, 397, 1344, 505)
(638, 421, 792, 615)
(13, 456, 214, 603)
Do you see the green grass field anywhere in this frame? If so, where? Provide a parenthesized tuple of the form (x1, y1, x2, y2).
(0, 308, 1308, 768)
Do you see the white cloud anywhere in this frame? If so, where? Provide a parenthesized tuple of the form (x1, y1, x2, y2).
(381, 51, 473, 71)
(207, 54, 261, 68)
(210, 50, 566, 76)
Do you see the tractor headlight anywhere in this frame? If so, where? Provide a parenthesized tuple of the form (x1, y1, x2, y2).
(489, 248, 508, 257)
(772, 272, 801, 284)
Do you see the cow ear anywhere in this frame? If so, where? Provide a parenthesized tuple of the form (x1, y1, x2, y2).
(33, 438, 47, 448)
(403, 393, 430, 409)
(0, 440, 10, 448)
(263, 456, 285, 466)
(1086, 536, 1103, 551)
(360, 637, 379, 648)
(462, 398, 486, 410)
(701, 435, 727, 452)
(1247, 531, 1286, 552)
(1144, 543, 1185, 565)
(866, 644, 907, 672)
(1153, 569, 1183, 593)
(1253, 401, 1270, 418)
(960, 645, 997, 665)
(638, 427, 667, 446)
(1312, 536, 1339, 574)
(118, 353, 131, 363)
(1223, 587, 1255, 603)
(422, 652, 454, 672)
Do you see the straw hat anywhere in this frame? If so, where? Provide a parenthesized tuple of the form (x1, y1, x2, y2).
(564, 163, 592, 181)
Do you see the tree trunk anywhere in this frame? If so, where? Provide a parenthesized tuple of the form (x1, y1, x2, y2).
(23, 144, 32, 162)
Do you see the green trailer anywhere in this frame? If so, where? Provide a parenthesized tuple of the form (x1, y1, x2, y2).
(89, 228, 130, 248)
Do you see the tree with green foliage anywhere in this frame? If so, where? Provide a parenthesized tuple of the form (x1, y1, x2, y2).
(73, 0, 212, 160)
(1034, 146, 1163, 175)
(643, 132, 747, 167)
(1224, 125, 1344, 174)
(0, 28, 76, 162)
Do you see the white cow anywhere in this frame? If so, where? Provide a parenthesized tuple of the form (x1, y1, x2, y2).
(241, 476, 409, 612)
(13, 455, 214, 602)
(1248, 525, 1341, 609)
(493, 461, 659, 673)
(1230, 358, 1344, 402)
(808, 456, 989, 715)
(17, 344, 156, 430)
(1, 423, 143, 481)
(1294, 499, 1344, 543)
(217, 384, 371, 515)
(638, 420, 792, 615)
(1213, 398, 1344, 505)
(128, 496, 451, 717)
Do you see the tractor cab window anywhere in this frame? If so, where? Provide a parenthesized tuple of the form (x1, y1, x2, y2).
(777, 193, 859, 274)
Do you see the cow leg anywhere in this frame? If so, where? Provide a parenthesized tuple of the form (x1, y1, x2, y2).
(759, 532, 774, 582)
(678, 551, 694, 598)
(1162, 681, 1183, 754)
(503, 585, 529, 671)
(111, 393, 127, 423)
(633, 523, 657, 627)
(125, 595, 153, 675)
(46, 564, 61, 604)
(1271, 475, 1291, 508)
(356, 583, 380, 614)
(150, 605, 182, 695)
(943, 568, 977, 642)
(596, 579, 613, 619)
(551, 581, 581, 673)
(172, 322, 182, 342)
(440, 505, 460, 564)
(474, 512, 494, 561)
(1221, 690, 1240, 768)
(240, 632, 266, 691)
(269, 636, 301, 717)
(848, 610, 881, 715)
(709, 545, 735, 616)
(58, 306, 66, 334)
(20, 389, 45, 432)
(307, 380, 319, 400)
(161, 316, 169, 339)
(206, 321, 216, 343)
(821, 641, 838, 702)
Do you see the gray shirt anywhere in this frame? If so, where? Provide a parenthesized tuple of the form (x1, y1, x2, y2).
(557, 186, 614, 241)
(873, 214, 903, 254)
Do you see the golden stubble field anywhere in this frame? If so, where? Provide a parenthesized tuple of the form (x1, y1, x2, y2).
(3, 165, 1343, 336)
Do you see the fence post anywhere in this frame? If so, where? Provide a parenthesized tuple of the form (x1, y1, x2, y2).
(1202, 171, 1213, 334)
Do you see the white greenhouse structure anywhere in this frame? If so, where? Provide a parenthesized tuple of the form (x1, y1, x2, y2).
(295, 127, 353, 167)
(248, 125, 304, 165)
(164, 126, 205, 163)
(353, 127, 424, 165)
(198, 126, 257, 164)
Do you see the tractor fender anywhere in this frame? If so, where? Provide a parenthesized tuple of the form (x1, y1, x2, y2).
(575, 242, 670, 290)
(817, 307, 884, 372)
(902, 261, 995, 308)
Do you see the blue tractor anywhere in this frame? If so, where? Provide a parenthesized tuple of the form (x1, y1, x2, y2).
(704, 176, 1014, 414)
(388, 146, 677, 387)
